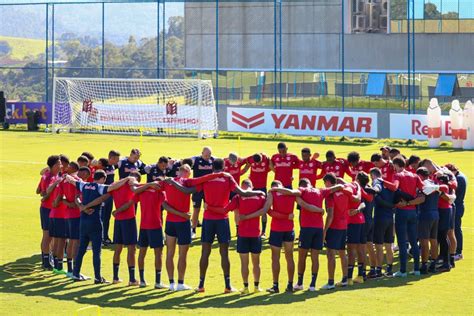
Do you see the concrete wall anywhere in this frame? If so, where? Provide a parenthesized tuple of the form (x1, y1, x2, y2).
(184, 1, 474, 71)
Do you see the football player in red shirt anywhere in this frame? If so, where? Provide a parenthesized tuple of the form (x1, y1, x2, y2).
(344, 151, 374, 181)
(384, 157, 424, 277)
(161, 164, 196, 291)
(56, 161, 81, 276)
(130, 176, 169, 289)
(370, 153, 395, 182)
(270, 142, 299, 188)
(297, 148, 322, 186)
(338, 175, 367, 286)
(266, 180, 297, 293)
(271, 178, 345, 291)
(38, 155, 62, 270)
(380, 146, 391, 161)
(206, 179, 267, 294)
(165, 158, 263, 293)
(320, 173, 358, 290)
(406, 155, 421, 174)
(224, 153, 249, 194)
(224, 152, 250, 233)
(244, 153, 271, 237)
(109, 171, 141, 286)
(320, 150, 348, 178)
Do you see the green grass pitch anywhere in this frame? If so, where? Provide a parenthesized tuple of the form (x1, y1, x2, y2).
(0, 131, 473, 315)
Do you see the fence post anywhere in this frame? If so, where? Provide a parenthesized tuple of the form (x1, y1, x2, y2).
(45, 3, 49, 102)
(102, 2, 105, 78)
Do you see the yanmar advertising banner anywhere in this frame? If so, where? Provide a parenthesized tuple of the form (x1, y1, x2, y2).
(389, 113, 452, 141)
(227, 107, 378, 138)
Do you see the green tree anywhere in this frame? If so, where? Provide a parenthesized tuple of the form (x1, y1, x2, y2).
(424, 3, 441, 19)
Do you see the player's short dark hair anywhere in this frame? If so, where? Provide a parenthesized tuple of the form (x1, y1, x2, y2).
(437, 173, 450, 185)
(389, 148, 400, 154)
(98, 158, 108, 168)
(301, 147, 310, 154)
(299, 178, 310, 187)
(445, 163, 459, 174)
(241, 179, 253, 188)
(212, 158, 224, 171)
(326, 150, 335, 159)
(419, 159, 432, 168)
(356, 171, 370, 187)
(407, 155, 420, 167)
(129, 170, 141, 182)
(158, 156, 169, 164)
(47, 155, 60, 168)
(181, 158, 193, 168)
(416, 167, 430, 178)
(271, 180, 282, 187)
(277, 142, 287, 150)
(108, 150, 120, 158)
(93, 169, 106, 180)
(370, 167, 382, 178)
(78, 166, 91, 175)
(392, 156, 406, 168)
(370, 153, 382, 163)
(252, 153, 262, 163)
(130, 148, 141, 156)
(77, 155, 89, 164)
(347, 151, 360, 163)
(323, 173, 337, 185)
(81, 152, 94, 161)
(59, 154, 70, 164)
(69, 161, 79, 171)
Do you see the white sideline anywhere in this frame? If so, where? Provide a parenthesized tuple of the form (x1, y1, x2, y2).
(0, 160, 44, 165)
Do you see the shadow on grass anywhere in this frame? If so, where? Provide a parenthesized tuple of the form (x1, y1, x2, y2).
(0, 251, 445, 311)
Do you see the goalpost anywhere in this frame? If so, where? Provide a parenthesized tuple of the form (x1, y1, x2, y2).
(52, 77, 218, 138)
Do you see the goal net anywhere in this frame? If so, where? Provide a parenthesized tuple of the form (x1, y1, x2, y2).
(52, 77, 218, 137)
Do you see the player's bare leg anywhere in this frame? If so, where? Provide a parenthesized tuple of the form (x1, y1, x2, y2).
(448, 229, 457, 267)
(219, 243, 233, 293)
(296, 248, 308, 289)
(239, 253, 250, 291)
(154, 247, 164, 288)
(177, 244, 190, 284)
(113, 244, 123, 283)
(268, 246, 281, 293)
(196, 242, 212, 292)
(127, 244, 137, 285)
(138, 247, 147, 286)
(283, 241, 295, 292)
(251, 253, 261, 291)
(166, 236, 177, 284)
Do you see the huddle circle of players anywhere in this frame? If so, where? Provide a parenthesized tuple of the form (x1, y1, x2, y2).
(37, 143, 467, 293)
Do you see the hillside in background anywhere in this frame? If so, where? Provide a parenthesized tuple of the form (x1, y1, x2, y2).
(0, 2, 183, 45)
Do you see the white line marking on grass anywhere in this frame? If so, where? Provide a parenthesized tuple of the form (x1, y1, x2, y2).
(0, 194, 37, 200)
(0, 160, 43, 165)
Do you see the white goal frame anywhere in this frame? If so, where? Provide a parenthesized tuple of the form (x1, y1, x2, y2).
(52, 77, 218, 138)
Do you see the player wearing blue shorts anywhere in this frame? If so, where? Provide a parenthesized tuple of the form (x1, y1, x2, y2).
(370, 167, 395, 277)
(37, 155, 62, 270)
(272, 178, 343, 291)
(66, 171, 131, 283)
(416, 167, 440, 274)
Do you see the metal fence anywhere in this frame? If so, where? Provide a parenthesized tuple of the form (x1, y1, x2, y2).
(1, 0, 473, 114)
